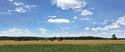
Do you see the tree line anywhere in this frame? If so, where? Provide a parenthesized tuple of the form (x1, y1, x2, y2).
(0, 34, 119, 41)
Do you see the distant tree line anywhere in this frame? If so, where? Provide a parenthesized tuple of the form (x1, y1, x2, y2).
(0, 34, 119, 41)
(0, 36, 107, 41)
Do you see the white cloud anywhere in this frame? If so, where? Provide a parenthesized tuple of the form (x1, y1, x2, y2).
(0, 27, 124, 38)
(79, 17, 90, 21)
(14, 2, 24, 6)
(39, 28, 47, 33)
(9, 0, 14, 2)
(0, 0, 35, 15)
(0, 28, 49, 37)
(48, 16, 57, 18)
(48, 18, 70, 24)
(52, 0, 93, 17)
(85, 27, 90, 30)
(74, 16, 91, 20)
(0, 28, 34, 36)
(14, 7, 26, 13)
(81, 9, 93, 16)
(0, 27, 63, 37)
(59, 27, 70, 32)
(91, 20, 109, 25)
(91, 25, 120, 31)
(113, 16, 125, 25)
(52, 0, 87, 10)
(91, 16, 125, 31)
(8, 1, 37, 13)
(74, 16, 78, 19)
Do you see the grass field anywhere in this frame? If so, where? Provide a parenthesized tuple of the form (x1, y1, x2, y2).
(0, 40, 125, 52)
(0, 44, 125, 52)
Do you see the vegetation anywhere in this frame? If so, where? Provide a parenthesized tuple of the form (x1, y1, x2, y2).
(50, 37, 56, 41)
(0, 44, 125, 52)
(61, 36, 107, 40)
(57, 37, 63, 41)
(112, 34, 117, 40)
(0, 36, 108, 41)
(0, 35, 123, 41)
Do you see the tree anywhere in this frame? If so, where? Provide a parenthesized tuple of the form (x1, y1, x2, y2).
(57, 37, 63, 41)
(50, 37, 56, 41)
(112, 34, 117, 40)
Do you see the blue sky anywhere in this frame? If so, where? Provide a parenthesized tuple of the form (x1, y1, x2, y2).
(0, 0, 125, 38)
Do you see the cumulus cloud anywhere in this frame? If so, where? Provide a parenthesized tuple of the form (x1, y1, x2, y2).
(75, 16, 125, 38)
(85, 27, 90, 30)
(9, 0, 14, 2)
(48, 18, 70, 24)
(74, 16, 91, 20)
(80, 9, 93, 16)
(0, 27, 49, 37)
(0, 28, 34, 36)
(52, 0, 93, 17)
(39, 28, 47, 33)
(79, 17, 90, 21)
(74, 16, 78, 19)
(113, 16, 125, 26)
(91, 25, 119, 31)
(48, 16, 57, 18)
(91, 16, 125, 31)
(8, 0, 37, 13)
(52, 0, 87, 10)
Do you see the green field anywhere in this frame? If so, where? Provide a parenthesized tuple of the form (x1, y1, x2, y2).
(0, 44, 125, 52)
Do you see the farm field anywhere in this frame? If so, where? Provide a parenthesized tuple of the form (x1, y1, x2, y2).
(0, 40, 125, 45)
(0, 44, 125, 52)
(0, 40, 125, 52)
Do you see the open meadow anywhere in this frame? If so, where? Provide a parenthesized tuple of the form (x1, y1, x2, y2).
(0, 44, 125, 52)
(0, 40, 125, 52)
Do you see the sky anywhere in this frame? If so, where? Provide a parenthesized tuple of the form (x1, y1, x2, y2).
(0, 0, 125, 38)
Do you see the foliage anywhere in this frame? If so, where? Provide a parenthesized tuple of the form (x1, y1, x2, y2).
(0, 36, 108, 41)
(112, 34, 117, 40)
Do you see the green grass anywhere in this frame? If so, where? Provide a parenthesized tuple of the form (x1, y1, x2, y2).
(0, 44, 125, 52)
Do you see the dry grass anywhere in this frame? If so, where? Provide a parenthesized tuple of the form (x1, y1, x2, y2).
(0, 40, 125, 45)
